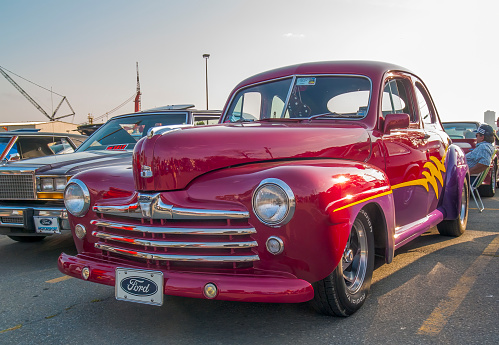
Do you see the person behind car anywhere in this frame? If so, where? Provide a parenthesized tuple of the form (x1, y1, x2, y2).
(466, 124, 497, 176)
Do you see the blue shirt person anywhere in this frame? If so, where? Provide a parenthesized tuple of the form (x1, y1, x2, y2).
(465, 124, 497, 175)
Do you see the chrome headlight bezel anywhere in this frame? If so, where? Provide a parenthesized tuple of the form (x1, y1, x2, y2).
(252, 178, 295, 227)
(64, 179, 90, 217)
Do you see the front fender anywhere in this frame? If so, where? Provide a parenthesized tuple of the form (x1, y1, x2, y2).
(186, 159, 394, 282)
(439, 144, 468, 219)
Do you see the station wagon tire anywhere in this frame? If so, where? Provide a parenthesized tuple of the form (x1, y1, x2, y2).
(478, 165, 496, 197)
(437, 178, 469, 237)
(7, 235, 46, 242)
(312, 209, 374, 317)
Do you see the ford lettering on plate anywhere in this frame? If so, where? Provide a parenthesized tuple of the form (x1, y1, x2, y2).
(115, 268, 163, 306)
(34, 216, 61, 234)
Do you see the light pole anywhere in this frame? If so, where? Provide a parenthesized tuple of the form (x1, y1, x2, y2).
(203, 54, 210, 110)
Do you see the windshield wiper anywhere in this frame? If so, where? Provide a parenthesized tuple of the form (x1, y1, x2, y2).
(233, 118, 254, 123)
(307, 113, 364, 122)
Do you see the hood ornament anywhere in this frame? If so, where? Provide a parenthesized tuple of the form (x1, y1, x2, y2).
(140, 165, 153, 178)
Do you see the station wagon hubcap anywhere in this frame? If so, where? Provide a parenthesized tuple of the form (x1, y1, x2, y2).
(342, 218, 368, 294)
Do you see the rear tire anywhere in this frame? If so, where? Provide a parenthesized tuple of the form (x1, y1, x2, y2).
(7, 235, 46, 242)
(313, 209, 374, 316)
(478, 165, 496, 197)
(437, 178, 468, 237)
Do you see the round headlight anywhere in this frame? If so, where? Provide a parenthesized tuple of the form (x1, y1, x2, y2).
(252, 178, 295, 226)
(64, 179, 90, 217)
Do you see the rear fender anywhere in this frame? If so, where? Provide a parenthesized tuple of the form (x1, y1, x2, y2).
(439, 144, 468, 219)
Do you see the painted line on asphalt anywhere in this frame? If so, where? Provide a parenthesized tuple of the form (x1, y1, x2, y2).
(0, 324, 22, 334)
(46, 275, 73, 284)
(469, 207, 499, 210)
(417, 234, 499, 335)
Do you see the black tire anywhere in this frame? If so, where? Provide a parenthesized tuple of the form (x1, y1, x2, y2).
(313, 209, 375, 317)
(7, 235, 46, 242)
(478, 165, 496, 197)
(437, 178, 468, 237)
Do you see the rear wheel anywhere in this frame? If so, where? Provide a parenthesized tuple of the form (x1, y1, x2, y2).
(313, 209, 374, 316)
(437, 178, 469, 237)
(478, 165, 496, 197)
(7, 235, 46, 242)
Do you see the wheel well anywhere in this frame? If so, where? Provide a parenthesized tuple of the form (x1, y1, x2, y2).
(362, 203, 387, 260)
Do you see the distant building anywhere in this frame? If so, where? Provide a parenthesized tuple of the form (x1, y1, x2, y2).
(484, 110, 496, 129)
(0, 121, 79, 133)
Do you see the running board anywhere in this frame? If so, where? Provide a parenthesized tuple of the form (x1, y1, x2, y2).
(393, 209, 444, 250)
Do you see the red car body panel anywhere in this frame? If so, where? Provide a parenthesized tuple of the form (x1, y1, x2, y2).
(58, 61, 468, 304)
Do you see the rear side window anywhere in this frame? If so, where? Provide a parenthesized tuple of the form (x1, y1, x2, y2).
(382, 78, 415, 122)
(415, 82, 436, 125)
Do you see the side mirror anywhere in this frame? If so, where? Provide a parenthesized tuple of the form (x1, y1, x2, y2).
(383, 113, 410, 134)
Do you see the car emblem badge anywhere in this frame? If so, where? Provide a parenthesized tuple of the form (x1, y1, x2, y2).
(140, 165, 153, 178)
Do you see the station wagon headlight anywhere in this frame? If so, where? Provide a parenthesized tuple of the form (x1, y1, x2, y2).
(252, 178, 295, 226)
(64, 179, 90, 217)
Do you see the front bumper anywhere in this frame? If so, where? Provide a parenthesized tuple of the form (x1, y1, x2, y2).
(0, 205, 69, 234)
(58, 253, 315, 303)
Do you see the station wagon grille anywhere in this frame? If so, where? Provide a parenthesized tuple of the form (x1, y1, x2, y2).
(91, 216, 259, 270)
(0, 172, 36, 200)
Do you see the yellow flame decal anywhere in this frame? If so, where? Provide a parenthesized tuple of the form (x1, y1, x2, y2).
(392, 155, 446, 198)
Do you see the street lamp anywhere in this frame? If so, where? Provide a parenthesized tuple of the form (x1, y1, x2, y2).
(203, 54, 210, 110)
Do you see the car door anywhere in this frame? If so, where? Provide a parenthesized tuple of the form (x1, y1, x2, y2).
(415, 79, 450, 214)
(379, 74, 431, 228)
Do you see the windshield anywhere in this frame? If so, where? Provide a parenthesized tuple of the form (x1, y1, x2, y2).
(442, 122, 479, 139)
(224, 76, 371, 122)
(77, 113, 188, 151)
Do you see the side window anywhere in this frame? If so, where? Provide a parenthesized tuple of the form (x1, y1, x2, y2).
(415, 82, 436, 125)
(228, 92, 261, 122)
(382, 78, 415, 122)
(270, 96, 287, 118)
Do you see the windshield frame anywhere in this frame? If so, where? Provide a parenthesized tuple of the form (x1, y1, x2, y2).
(222, 74, 373, 123)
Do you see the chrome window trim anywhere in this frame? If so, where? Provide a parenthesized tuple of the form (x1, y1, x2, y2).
(222, 74, 373, 122)
(92, 231, 257, 248)
(90, 219, 256, 235)
(95, 243, 260, 262)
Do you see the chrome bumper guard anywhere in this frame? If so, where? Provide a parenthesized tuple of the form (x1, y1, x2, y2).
(0, 205, 68, 229)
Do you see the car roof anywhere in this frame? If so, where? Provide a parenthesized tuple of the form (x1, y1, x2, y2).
(232, 60, 411, 90)
(0, 131, 87, 139)
(110, 108, 222, 121)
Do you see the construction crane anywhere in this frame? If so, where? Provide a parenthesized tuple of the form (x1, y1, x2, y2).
(0, 66, 75, 121)
(134, 62, 141, 112)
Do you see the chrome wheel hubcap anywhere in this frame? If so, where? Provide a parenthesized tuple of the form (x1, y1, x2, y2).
(342, 218, 368, 294)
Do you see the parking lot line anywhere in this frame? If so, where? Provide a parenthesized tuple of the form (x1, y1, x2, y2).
(46, 275, 73, 284)
(417, 235, 499, 335)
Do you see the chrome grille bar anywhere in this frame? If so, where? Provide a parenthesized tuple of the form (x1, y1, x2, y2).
(0, 170, 36, 200)
(93, 231, 258, 248)
(90, 219, 256, 235)
(95, 243, 260, 262)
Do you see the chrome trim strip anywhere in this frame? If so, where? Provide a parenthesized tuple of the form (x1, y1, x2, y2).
(90, 219, 256, 235)
(92, 231, 258, 248)
(94, 193, 249, 220)
(95, 243, 260, 262)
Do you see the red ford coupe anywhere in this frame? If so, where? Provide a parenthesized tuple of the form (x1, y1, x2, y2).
(58, 61, 469, 316)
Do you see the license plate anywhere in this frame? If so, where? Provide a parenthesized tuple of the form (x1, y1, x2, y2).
(34, 216, 61, 234)
(115, 268, 164, 306)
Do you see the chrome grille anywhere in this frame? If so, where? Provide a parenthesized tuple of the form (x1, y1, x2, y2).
(91, 218, 259, 269)
(1, 216, 23, 224)
(0, 172, 36, 200)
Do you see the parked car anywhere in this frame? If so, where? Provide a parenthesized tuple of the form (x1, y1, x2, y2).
(0, 106, 220, 242)
(442, 121, 498, 196)
(58, 61, 469, 317)
(0, 130, 86, 162)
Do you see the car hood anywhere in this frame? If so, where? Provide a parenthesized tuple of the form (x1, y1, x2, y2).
(0, 150, 132, 175)
(133, 122, 371, 191)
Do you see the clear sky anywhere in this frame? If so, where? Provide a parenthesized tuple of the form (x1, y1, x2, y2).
(1, 0, 498, 125)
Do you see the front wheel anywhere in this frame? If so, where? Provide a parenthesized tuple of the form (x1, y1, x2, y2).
(313, 209, 375, 317)
(437, 177, 469, 237)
